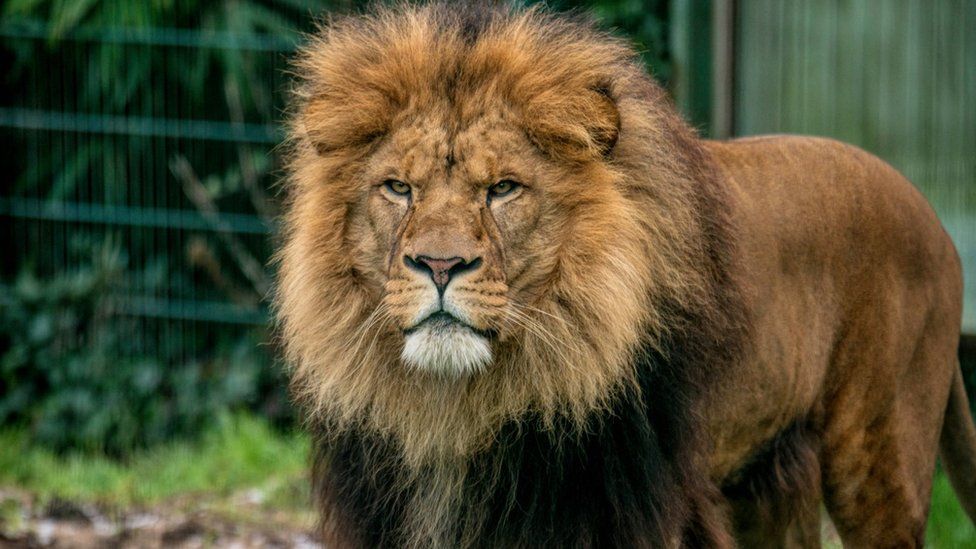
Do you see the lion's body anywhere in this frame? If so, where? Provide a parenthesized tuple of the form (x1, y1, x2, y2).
(278, 4, 975, 547)
(705, 136, 968, 546)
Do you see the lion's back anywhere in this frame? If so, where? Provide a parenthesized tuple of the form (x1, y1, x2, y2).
(708, 135, 960, 298)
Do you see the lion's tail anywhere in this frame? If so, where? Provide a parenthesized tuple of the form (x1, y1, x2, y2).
(939, 362, 976, 523)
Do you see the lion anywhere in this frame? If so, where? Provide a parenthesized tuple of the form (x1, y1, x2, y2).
(276, 3, 976, 547)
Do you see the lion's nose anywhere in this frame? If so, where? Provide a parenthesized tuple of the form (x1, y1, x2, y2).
(404, 255, 482, 292)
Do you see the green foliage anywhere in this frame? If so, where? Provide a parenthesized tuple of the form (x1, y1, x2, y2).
(926, 468, 976, 546)
(0, 238, 288, 455)
(1, 0, 323, 199)
(0, 413, 308, 507)
(0, 0, 310, 453)
(539, 0, 671, 82)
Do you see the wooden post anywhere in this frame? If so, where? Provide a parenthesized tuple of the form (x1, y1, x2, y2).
(669, 0, 714, 136)
(711, 0, 735, 139)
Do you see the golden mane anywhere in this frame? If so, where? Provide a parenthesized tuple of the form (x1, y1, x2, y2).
(276, 2, 720, 466)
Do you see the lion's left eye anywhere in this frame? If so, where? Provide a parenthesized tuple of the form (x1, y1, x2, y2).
(488, 180, 520, 200)
(383, 179, 412, 196)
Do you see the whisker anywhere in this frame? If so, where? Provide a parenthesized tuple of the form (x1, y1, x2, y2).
(512, 309, 587, 377)
(345, 302, 391, 360)
(503, 305, 578, 370)
(511, 301, 571, 328)
(356, 305, 393, 374)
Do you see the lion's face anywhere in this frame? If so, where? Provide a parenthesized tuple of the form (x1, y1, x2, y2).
(279, 5, 712, 461)
(350, 109, 572, 375)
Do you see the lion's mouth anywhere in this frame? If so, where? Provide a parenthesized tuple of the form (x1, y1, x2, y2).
(405, 311, 493, 339)
(401, 311, 494, 375)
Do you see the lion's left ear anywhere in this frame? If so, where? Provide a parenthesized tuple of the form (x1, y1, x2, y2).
(524, 84, 620, 161)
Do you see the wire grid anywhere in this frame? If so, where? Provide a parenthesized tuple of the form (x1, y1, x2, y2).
(735, 0, 976, 333)
(0, 14, 296, 363)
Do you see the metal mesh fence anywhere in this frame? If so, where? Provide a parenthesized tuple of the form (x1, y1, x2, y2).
(0, 11, 297, 367)
(735, 0, 976, 333)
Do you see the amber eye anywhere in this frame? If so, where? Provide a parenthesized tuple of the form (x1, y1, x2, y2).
(384, 179, 411, 196)
(488, 179, 520, 201)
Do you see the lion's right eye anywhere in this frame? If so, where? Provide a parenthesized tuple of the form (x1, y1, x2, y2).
(383, 179, 411, 197)
(488, 179, 521, 201)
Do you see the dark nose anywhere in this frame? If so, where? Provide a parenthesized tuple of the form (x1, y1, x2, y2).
(404, 255, 481, 291)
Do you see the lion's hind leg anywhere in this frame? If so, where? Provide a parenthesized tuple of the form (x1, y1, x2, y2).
(723, 421, 822, 548)
(819, 320, 956, 548)
(820, 407, 930, 548)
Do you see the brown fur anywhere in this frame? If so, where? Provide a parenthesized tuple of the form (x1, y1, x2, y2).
(279, 4, 711, 465)
(277, 3, 974, 547)
(705, 136, 971, 547)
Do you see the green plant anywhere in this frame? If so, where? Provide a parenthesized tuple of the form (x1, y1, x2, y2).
(0, 413, 308, 507)
(543, 0, 671, 82)
(0, 238, 288, 454)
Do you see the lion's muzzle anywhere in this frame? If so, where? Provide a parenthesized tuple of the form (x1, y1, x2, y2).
(404, 255, 482, 293)
(387, 242, 502, 375)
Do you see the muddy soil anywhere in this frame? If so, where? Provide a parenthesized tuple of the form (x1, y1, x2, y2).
(0, 490, 319, 548)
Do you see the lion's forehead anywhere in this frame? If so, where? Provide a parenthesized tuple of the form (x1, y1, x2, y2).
(386, 110, 527, 187)
(388, 122, 450, 183)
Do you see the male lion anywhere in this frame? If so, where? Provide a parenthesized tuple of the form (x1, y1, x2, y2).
(277, 3, 975, 547)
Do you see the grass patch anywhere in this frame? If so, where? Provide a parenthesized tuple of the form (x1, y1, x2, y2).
(0, 415, 972, 546)
(0, 414, 309, 509)
(927, 468, 976, 547)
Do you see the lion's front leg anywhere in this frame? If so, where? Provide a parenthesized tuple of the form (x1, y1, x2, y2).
(728, 500, 821, 549)
(722, 421, 823, 548)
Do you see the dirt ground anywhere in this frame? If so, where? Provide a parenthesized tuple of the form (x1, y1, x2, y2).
(0, 490, 320, 548)
(0, 488, 847, 548)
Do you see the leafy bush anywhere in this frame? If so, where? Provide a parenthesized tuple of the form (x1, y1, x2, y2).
(548, 0, 671, 82)
(0, 239, 289, 454)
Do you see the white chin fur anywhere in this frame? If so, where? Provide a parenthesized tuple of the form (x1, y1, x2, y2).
(402, 323, 492, 376)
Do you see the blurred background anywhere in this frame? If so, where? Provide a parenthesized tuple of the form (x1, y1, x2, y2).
(0, 0, 972, 546)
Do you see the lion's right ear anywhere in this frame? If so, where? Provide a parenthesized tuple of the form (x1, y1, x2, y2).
(301, 93, 391, 155)
(585, 86, 620, 156)
(523, 84, 620, 162)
